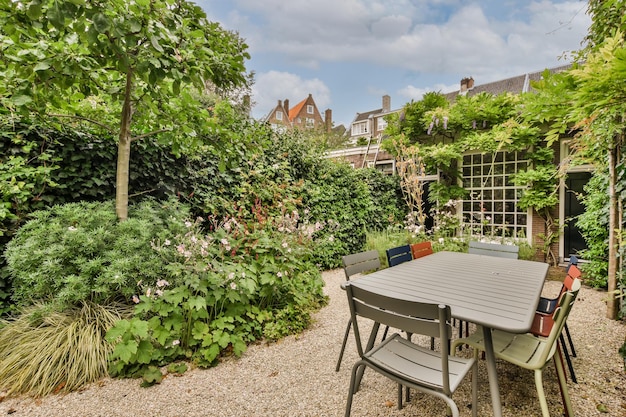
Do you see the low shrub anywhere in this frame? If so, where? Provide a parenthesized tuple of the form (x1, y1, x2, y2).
(5, 199, 190, 310)
(106, 209, 327, 383)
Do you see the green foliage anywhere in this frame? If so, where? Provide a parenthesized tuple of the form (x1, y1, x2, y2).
(0, 302, 127, 397)
(356, 168, 406, 230)
(0, 0, 251, 220)
(577, 172, 610, 287)
(5, 199, 190, 310)
(303, 161, 372, 268)
(385, 92, 450, 143)
(105, 213, 326, 381)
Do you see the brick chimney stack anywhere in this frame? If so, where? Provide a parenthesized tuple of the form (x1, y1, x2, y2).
(382, 94, 391, 112)
(460, 77, 474, 92)
(325, 109, 332, 133)
(284, 99, 290, 116)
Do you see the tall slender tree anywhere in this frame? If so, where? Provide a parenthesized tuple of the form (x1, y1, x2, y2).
(0, 0, 250, 220)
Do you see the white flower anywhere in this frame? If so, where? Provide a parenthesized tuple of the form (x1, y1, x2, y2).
(277, 272, 283, 278)
(68, 226, 77, 231)
(220, 238, 229, 245)
(156, 279, 169, 288)
(156, 289, 163, 297)
(230, 282, 237, 290)
(164, 239, 171, 246)
(146, 288, 152, 297)
(282, 242, 288, 248)
(228, 272, 235, 280)
(185, 221, 193, 228)
(328, 235, 334, 242)
(172, 340, 180, 346)
(132, 295, 140, 304)
(438, 237, 445, 244)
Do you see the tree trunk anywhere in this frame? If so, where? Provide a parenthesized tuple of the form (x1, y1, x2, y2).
(116, 71, 133, 222)
(606, 143, 618, 319)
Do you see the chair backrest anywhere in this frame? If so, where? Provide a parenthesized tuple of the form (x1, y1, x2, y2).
(386, 244, 412, 267)
(538, 278, 582, 362)
(562, 264, 581, 291)
(468, 241, 519, 259)
(410, 241, 434, 259)
(344, 282, 453, 386)
(342, 250, 381, 280)
(565, 255, 578, 273)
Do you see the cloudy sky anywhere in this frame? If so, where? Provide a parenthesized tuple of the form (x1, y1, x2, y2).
(197, 1, 591, 128)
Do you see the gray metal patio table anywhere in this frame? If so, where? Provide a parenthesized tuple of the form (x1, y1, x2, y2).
(347, 250, 549, 417)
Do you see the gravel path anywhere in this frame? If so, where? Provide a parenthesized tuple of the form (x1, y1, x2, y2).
(1, 268, 625, 416)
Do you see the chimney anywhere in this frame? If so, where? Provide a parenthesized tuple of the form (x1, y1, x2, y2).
(460, 77, 474, 92)
(284, 99, 290, 116)
(460, 78, 468, 92)
(325, 109, 332, 133)
(382, 95, 391, 113)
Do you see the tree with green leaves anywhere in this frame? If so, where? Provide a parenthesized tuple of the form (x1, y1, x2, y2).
(0, 0, 250, 220)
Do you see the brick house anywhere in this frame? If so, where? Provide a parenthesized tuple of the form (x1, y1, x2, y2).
(327, 65, 590, 264)
(326, 95, 400, 174)
(442, 65, 590, 264)
(263, 94, 332, 133)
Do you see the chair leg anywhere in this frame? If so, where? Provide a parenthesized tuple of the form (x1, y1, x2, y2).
(559, 333, 577, 383)
(564, 323, 577, 357)
(534, 369, 551, 417)
(555, 343, 572, 417)
(336, 319, 352, 372)
(345, 361, 362, 417)
(554, 344, 575, 417)
(381, 325, 390, 342)
(471, 361, 478, 417)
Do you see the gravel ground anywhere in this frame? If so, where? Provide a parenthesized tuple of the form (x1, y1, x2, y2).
(1, 268, 625, 417)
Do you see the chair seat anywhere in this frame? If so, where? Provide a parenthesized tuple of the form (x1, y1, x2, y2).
(366, 334, 476, 393)
(454, 330, 557, 370)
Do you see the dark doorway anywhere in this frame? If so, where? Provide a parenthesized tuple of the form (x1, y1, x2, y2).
(564, 172, 591, 258)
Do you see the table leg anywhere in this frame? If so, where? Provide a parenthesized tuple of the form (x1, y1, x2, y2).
(482, 326, 502, 417)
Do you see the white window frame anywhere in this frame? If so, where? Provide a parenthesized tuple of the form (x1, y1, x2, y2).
(276, 111, 283, 121)
(307, 104, 314, 114)
(351, 121, 369, 136)
(460, 150, 530, 240)
(377, 116, 387, 132)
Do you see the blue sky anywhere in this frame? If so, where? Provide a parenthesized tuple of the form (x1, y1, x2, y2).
(197, 1, 590, 128)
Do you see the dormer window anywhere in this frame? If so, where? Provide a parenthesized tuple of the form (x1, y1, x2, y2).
(351, 121, 369, 135)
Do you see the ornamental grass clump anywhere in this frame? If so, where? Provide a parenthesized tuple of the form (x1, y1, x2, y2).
(0, 302, 129, 397)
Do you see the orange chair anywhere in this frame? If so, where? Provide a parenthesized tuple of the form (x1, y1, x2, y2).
(410, 241, 434, 259)
(532, 264, 582, 383)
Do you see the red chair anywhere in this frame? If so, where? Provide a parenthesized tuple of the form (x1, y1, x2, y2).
(410, 241, 433, 259)
(532, 264, 582, 383)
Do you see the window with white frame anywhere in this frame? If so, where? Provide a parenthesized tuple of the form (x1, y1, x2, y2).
(275, 111, 283, 121)
(306, 118, 315, 127)
(377, 116, 387, 132)
(351, 121, 368, 135)
(307, 104, 314, 114)
(461, 150, 530, 238)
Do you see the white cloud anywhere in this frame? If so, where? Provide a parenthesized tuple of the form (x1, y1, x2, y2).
(252, 71, 331, 119)
(398, 82, 460, 101)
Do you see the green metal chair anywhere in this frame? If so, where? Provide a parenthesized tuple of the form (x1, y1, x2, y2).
(344, 283, 477, 417)
(335, 250, 381, 372)
(452, 278, 582, 417)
